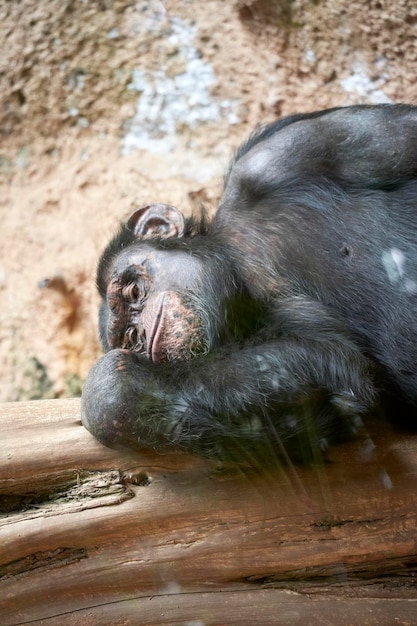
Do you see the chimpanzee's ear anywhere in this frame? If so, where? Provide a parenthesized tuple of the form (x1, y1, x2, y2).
(127, 204, 185, 239)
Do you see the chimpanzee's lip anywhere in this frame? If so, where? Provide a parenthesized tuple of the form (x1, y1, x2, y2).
(148, 293, 166, 363)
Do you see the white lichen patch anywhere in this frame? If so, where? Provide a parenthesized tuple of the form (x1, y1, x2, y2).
(121, 17, 240, 155)
(340, 60, 392, 104)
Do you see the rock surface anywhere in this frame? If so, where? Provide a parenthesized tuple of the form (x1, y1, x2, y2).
(1, 0, 416, 401)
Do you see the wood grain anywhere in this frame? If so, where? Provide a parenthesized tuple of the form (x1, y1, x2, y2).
(1, 399, 416, 625)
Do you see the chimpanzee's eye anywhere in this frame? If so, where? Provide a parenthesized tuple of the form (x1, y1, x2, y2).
(124, 326, 137, 349)
(122, 326, 145, 352)
(122, 282, 141, 303)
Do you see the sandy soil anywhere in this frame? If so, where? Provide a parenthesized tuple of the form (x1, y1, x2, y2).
(1, 0, 417, 401)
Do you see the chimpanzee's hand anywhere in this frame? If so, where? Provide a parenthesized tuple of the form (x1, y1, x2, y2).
(81, 349, 171, 450)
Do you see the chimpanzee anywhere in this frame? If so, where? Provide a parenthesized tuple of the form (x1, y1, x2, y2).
(81, 104, 417, 464)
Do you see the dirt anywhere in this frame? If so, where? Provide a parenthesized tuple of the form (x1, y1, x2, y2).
(1, 0, 417, 402)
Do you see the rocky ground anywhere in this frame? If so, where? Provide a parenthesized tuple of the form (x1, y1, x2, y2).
(1, 0, 416, 401)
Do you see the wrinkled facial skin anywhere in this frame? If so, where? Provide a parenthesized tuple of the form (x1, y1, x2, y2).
(101, 244, 207, 363)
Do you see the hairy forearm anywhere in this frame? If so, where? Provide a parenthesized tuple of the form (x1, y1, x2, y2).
(81, 335, 375, 460)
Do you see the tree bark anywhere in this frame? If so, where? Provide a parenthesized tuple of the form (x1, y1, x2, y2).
(1, 399, 416, 625)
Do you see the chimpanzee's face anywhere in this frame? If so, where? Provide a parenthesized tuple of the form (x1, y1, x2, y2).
(100, 243, 207, 363)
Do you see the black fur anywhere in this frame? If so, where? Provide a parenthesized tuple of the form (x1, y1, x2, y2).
(82, 104, 417, 464)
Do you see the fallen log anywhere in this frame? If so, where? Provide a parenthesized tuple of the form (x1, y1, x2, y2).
(0, 399, 416, 625)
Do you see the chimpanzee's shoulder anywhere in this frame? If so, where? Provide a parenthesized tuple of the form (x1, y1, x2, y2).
(230, 104, 417, 170)
(229, 107, 344, 168)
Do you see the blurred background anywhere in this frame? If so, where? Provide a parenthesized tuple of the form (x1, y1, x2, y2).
(1, 0, 416, 403)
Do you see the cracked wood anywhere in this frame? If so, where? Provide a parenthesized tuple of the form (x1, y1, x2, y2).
(0, 398, 416, 625)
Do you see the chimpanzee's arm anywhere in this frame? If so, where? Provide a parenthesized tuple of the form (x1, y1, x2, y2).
(81, 298, 375, 461)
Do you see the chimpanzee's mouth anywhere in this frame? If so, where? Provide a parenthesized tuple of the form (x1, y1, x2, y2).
(147, 293, 166, 363)
(145, 290, 209, 363)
